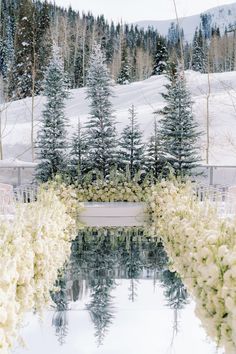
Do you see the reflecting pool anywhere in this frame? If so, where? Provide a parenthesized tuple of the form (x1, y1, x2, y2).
(15, 228, 223, 354)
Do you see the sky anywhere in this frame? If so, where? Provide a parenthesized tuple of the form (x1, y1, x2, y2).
(53, 0, 236, 22)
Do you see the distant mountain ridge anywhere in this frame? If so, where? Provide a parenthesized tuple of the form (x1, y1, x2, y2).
(134, 2, 236, 40)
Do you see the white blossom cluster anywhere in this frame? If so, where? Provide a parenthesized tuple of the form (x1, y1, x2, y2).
(0, 186, 78, 353)
(76, 180, 150, 202)
(147, 180, 236, 354)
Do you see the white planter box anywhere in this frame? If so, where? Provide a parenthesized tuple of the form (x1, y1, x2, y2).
(79, 202, 145, 227)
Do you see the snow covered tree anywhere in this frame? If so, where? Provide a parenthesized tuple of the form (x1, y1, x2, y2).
(117, 43, 132, 84)
(152, 37, 168, 75)
(36, 47, 69, 182)
(118, 105, 145, 178)
(85, 43, 117, 177)
(146, 116, 166, 179)
(10, 0, 34, 99)
(192, 27, 207, 73)
(70, 118, 87, 181)
(0, 13, 14, 80)
(167, 22, 184, 47)
(74, 49, 84, 88)
(159, 64, 201, 177)
(34, 0, 52, 94)
(0, 3, 170, 91)
(167, 23, 185, 64)
(184, 42, 192, 70)
(200, 13, 212, 39)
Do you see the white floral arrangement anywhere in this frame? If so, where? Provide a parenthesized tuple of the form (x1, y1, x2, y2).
(0, 185, 80, 353)
(147, 179, 236, 354)
(76, 180, 149, 202)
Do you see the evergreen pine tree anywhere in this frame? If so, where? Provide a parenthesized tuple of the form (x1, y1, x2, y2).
(118, 105, 145, 178)
(70, 118, 87, 181)
(184, 42, 192, 70)
(106, 21, 116, 64)
(117, 42, 132, 84)
(152, 37, 168, 75)
(85, 43, 117, 177)
(146, 116, 165, 179)
(200, 13, 212, 39)
(10, 0, 34, 99)
(0, 12, 14, 80)
(159, 64, 201, 177)
(74, 49, 84, 88)
(167, 22, 183, 47)
(0, 3, 170, 91)
(34, 0, 52, 94)
(36, 47, 69, 182)
(192, 27, 207, 73)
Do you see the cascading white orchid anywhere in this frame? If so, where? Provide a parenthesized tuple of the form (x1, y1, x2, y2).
(0, 186, 80, 353)
(147, 180, 236, 354)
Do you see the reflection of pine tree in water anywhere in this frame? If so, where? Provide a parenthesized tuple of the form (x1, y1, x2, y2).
(146, 240, 168, 272)
(51, 275, 69, 345)
(87, 277, 114, 346)
(85, 233, 117, 346)
(69, 235, 92, 301)
(160, 270, 189, 310)
(120, 235, 169, 300)
(146, 239, 168, 288)
(119, 234, 143, 302)
(51, 228, 188, 347)
(160, 270, 189, 345)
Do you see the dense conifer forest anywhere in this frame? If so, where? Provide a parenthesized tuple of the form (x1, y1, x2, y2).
(1, 0, 235, 102)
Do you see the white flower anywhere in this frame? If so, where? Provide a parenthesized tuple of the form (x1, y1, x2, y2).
(146, 180, 236, 353)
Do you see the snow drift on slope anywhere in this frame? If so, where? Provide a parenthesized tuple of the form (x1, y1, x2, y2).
(1, 70, 236, 166)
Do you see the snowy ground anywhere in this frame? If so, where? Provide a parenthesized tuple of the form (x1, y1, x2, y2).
(1, 70, 236, 166)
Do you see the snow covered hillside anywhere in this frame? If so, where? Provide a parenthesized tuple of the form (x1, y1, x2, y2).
(135, 2, 236, 41)
(1, 70, 236, 165)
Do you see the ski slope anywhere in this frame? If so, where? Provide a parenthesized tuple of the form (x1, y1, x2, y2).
(135, 2, 236, 41)
(1, 70, 236, 166)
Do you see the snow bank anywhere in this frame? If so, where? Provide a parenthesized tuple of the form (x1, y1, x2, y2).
(1, 70, 236, 165)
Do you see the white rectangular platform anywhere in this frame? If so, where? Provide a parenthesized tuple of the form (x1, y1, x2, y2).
(79, 202, 145, 227)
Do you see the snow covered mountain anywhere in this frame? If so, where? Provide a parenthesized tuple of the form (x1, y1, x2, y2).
(1, 70, 236, 166)
(135, 2, 236, 40)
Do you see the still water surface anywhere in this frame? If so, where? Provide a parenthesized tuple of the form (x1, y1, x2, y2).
(15, 228, 223, 354)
